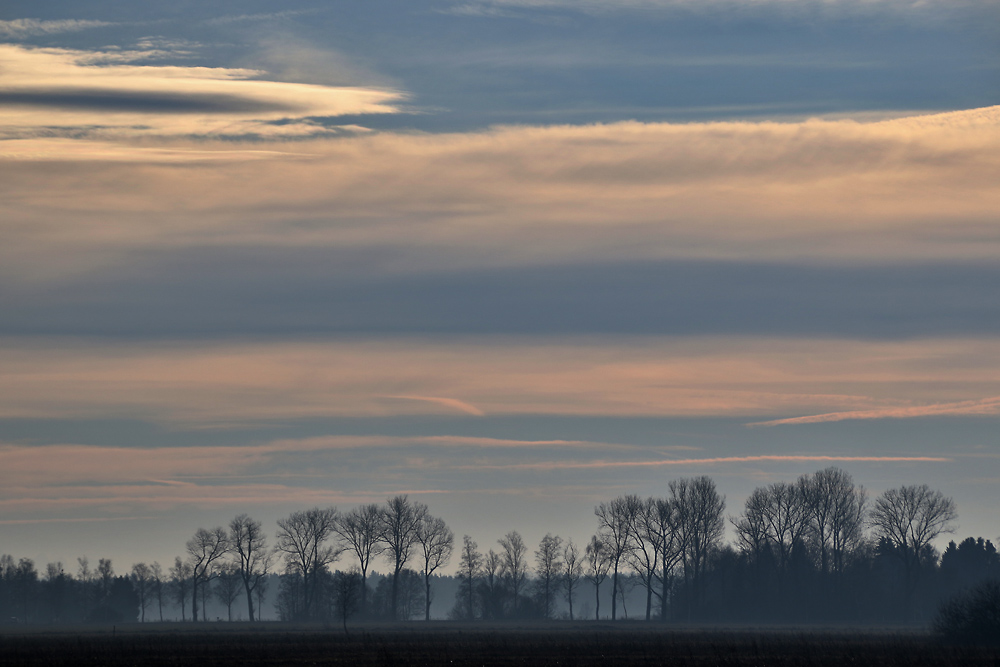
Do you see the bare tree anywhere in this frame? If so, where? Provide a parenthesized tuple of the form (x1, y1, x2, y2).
(130, 562, 153, 622)
(649, 497, 683, 622)
(628, 498, 664, 621)
(480, 548, 503, 620)
(595, 494, 641, 620)
(276, 507, 341, 621)
(498, 531, 529, 617)
(670, 476, 725, 617)
(455, 535, 482, 620)
(379, 495, 428, 621)
(170, 557, 193, 622)
(416, 514, 454, 621)
(870, 484, 957, 602)
(738, 482, 809, 573)
(334, 503, 384, 616)
(150, 561, 165, 622)
(215, 562, 243, 621)
(186, 527, 230, 622)
(562, 539, 583, 621)
(332, 568, 362, 633)
(584, 535, 611, 620)
(230, 513, 272, 622)
(800, 467, 867, 574)
(534, 534, 563, 619)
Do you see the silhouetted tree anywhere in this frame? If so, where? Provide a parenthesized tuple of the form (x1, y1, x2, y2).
(332, 568, 362, 633)
(186, 527, 229, 622)
(498, 531, 529, 617)
(334, 503, 384, 616)
(170, 557, 192, 621)
(585, 535, 611, 620)
(534, 534, 563, 619)
(595, 495, 641, 620)
(378, 496, 428, 621)
(870, 484, 957, 609)
(801, 468, 867, 575)
(562, 539, 583, 621)
(453, 535, 482, 620)
(230, 513, 272, 622)
(130, 562, 154, 622)
(215, 562, 243, 621)
(629, 498, 663, 621)
(934, 579, 1000, 644)
(149, 561, 165, 622)
(671, 476, 725, 618)
(276, 507, 341, 621)
(479, 549, 503, 619)
(416, 514, 454, 620)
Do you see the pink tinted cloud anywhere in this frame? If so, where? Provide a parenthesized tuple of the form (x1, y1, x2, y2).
(749, 396, 1000, 427)
(462, 454, 952, 471)
(382, 395, 486, 416)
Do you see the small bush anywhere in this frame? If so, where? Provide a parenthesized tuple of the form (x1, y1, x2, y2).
(933, 579, 1000, 644)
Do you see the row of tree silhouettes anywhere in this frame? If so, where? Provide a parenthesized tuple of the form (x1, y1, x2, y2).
(1, 468, 997, 626)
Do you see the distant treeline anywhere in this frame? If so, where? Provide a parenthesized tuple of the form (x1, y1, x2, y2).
(1, 468, 997, 627)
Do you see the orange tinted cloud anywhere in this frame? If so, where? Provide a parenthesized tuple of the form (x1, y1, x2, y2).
(460, 454, 952, 471)
(2, 337, 999, 423)
(749, 396, 1000, 427)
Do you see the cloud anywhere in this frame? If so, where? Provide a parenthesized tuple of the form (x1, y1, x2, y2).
(2, 105, 998, 288)
(0, 19, 114, 39)
(749, 396, 1000, 427)
(462, 454, 952, 470)
(0, 44, 404, 141)
(383, 395, 486, 416)
(1, 337, 999, 424)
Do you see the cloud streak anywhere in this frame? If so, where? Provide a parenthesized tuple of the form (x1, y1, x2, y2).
(2, 337, 1000, 424)
(464, 454, 953, 471)
(749, 396, 1000, 427)
(0, 44, 403, 140)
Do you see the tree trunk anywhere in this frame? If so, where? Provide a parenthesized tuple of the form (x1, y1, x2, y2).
(610, 567, 619, 620)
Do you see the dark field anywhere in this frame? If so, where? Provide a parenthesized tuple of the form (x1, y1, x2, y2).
(0, 623, 997, 666)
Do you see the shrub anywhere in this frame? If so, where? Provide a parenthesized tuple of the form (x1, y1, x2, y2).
(933, 579, 1000, 644)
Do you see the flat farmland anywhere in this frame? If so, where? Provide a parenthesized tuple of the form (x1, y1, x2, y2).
(0, 623, 996, 666)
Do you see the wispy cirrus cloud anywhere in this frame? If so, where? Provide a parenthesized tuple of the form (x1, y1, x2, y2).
(749, 396, 1000, 427)
(463, 454, 952, 471)
(0, 18, 115, 39)
(1, 337, 999, 424)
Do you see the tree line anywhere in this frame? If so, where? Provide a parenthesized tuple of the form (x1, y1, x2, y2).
(0, 469, 997, 626)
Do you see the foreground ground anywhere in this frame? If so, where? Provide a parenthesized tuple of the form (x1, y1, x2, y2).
(0, 622, 996, 666)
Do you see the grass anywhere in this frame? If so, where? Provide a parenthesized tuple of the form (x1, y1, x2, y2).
(0, 623, 997, 666)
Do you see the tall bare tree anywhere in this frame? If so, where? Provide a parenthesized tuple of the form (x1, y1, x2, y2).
(379, 495, 428, 621)
(800, 467, 867, 574)
(585, 535, 611, 620)
(595, 494, 641, 620)
(150, 561, 165, 622)
(628, 498, 664, 621)
(534, 533, 563, 619)
(670, 476, 725, 617)
(498, 530, 529, 616)
(416, 514, 454, 621)
(480, 548, 503, 620)
(334, 503, 384, 615)
(738, 482, 809, 573)
(870, 484, 957, 603)
(214, 562, 243, 621)
(455, 535, 483, 620)
(186, 527, 230, 622)
(130, 562, 153, 622)
(230, 513, 272, 622)
(562, 539, 583, 621)
(275, 507, 341, 620)
(649, 497, 683, 622)
(170, 556, 192, 621)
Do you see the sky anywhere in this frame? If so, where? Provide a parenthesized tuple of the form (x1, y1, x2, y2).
(0, 0, 999, 575)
